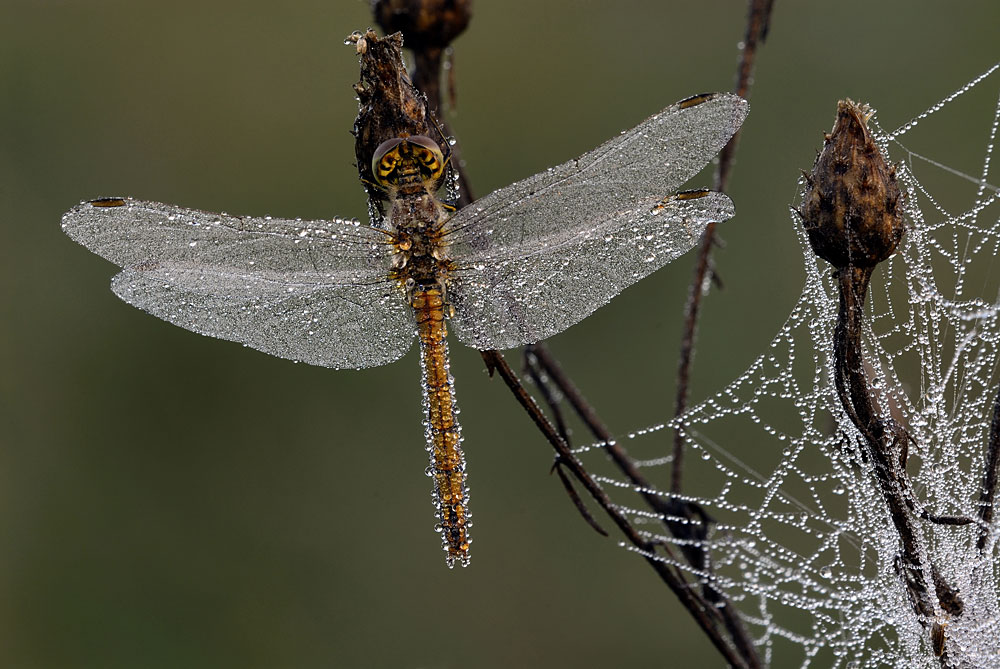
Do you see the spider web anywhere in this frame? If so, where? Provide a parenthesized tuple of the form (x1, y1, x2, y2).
(573, 63, 1000, 667)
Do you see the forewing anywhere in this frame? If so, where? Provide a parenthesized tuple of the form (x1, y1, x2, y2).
(448, 191, 733, 350)
(443, 93, 747, 260)
(62, 198, 414, 369)
(442, 92, 746, 350)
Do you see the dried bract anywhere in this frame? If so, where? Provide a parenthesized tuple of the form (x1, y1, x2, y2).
(799, 99, 904, 269)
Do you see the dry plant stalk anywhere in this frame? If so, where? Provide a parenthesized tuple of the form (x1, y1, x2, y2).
(362, 1, 768, 666)
(798, 98, 977, 665)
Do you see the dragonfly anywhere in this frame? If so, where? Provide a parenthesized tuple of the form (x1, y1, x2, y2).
(62, 92, 748, 567)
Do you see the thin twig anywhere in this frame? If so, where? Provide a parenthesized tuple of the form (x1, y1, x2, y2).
(481, 350, 754, 669)
(671, 0, 773, 494)
(524, 346, 607, 536)
(524, 345, 571, 445)
(373, 0, 476, 207)
(834, 268, 935, 620)
(552, 462, 609, 537)
(526, 345, 760, 667)
(833, 267, 968, 669)
(411, 46, 476, 208)
(394, 4, 762, 663)
(528, 345, 689, 522)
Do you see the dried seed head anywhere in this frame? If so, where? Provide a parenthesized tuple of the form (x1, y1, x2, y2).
(373, 0, 472, 50)
(351, 30, 437, 217)
(798, 99, 904, 269)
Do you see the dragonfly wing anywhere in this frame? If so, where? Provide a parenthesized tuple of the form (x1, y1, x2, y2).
(443, 92, 746, 351)
(444, 93, 747, 260)
(448, 190, 733, 350)
(63, 198, 415, 369)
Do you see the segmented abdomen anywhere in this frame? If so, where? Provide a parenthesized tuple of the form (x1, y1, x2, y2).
(412, 286, 470, 567)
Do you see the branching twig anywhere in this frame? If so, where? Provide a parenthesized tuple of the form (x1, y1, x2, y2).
(526, 345, 758, 666)
(835, 267, 936, 619)
(672, 0, 773, 494)
(481, 350, 755, 669)
(524, 346, 571, 446)
(523, 348, 608, 536)
(799, 97, 971, 663)
(377, 3, 764, 664)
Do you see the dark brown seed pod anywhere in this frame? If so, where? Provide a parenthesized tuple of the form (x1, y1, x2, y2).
(372, 0, 472, 51)
(798, 99, 904, 269)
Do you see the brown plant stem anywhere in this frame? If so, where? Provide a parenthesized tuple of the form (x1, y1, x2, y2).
(411, 46, 475, 208)
(833, 267, 936, 620)
(834, 270, 964, 668)
(523, 346, 571, 446)
(672, 0, 773, 494)
(525, 344, 759, 667)
(832, 267, 967, 669)
(373, 0, 476, 208)
(389, 4, 761, 664)
(977, 383, 1000, 552)
(522, 348, 608, 536)
(481, 350, 756, 669)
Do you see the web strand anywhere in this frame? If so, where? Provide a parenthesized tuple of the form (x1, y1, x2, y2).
(575, 63, 1000, 667)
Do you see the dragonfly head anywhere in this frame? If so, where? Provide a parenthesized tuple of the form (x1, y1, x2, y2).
(372, 135, 447, 193)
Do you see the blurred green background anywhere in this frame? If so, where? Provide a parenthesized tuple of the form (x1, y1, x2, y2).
(2, 1, 999, 667)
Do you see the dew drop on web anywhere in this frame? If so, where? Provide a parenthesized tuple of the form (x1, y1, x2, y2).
(570, 64, 1000, 665)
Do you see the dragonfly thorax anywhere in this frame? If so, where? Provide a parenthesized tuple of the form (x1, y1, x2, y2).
(389, 195, 453, 290)
(374, 136, 454, 298)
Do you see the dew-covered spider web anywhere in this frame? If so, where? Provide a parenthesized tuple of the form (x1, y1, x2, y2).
(572, 63, 1000, 667)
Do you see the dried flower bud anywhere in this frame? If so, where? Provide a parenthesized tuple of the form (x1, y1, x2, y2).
(373, 0, 472, 50)
(350, 31, 436, 212)
(798, 99, 904, 269)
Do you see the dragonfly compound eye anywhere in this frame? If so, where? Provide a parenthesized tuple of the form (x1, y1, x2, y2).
(405, 135, 446, 183)
(372, 137, 405, 188)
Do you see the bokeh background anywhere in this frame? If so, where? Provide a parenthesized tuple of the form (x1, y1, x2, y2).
(3, 1, 999, 667)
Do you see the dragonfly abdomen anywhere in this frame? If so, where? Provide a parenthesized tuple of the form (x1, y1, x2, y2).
(412, 285, 470, 567)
